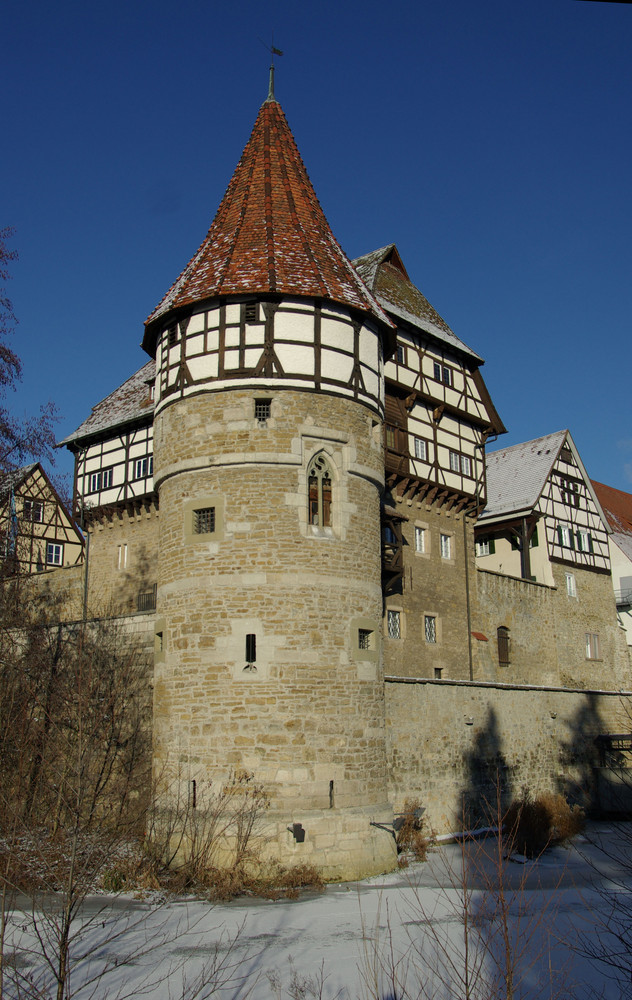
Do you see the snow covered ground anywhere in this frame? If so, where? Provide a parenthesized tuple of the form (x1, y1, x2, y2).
(6, 822, 632, 999)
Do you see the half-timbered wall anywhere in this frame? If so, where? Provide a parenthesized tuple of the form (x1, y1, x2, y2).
(0, 467, 84, 574)
(476, 439, 610, 584)
(155, 296, 383, 418)
(75, 421, 154, 509)
(384, 327, 491, 502)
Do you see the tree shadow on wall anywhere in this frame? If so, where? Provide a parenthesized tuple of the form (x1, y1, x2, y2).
(556, 691, 623, 816)
(460, 705, 513, 830)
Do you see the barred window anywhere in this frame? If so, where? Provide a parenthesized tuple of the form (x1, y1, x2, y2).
(358, 628, 374, 651)
(387, 610, 401, 639)
(255, 399, 271, 423)
(194, 507, 215, 534)
(424, 615, 436, 643)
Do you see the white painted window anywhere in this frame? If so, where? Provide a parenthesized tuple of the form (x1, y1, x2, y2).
(440, 533, 452, 559)
(387, 610, 401, 639)
(424, 615, 436, 643)
(566, 573, 577, 597)
(414, 437, 426, 461)
(476, 538, 490, 557)
(558, 524, 572, 548)
(46, 542, 63, 566)
(576, 530, 592, 553)
(449, 450, 459, 472)
(433, 362, 451, 386)
(461, 455, 471, 477)
(414, 526, 425, 553)
(585, 633, 601, 660)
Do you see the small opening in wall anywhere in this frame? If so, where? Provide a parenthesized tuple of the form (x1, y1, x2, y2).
(245, 633, 257, 670)
(190, 779, 196, 809)
(329, 780, 334, 809)
(254, 399, 271, 425)
(434, 667, 442, 679)
(244, 302, 258, 324)
(358, 628, 374, 651)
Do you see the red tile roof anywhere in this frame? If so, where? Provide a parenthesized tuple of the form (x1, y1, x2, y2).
(592, 481, 632, 535)
(143, 99, 392, 353)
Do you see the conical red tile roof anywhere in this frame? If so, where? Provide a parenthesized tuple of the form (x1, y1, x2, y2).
(143, 98, 392, 353)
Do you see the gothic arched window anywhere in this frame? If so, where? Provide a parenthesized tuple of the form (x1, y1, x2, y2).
(308, 454, 332, 528)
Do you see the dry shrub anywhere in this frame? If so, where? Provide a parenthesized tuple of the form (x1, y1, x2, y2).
(504, 790, 584, 858)
(395, 798, 428, 862)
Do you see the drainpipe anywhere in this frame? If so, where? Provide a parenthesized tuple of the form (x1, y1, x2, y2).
(464, 513, 473, 681)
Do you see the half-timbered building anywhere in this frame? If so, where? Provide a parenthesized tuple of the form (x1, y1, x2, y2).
(353, 245, 505, 679)
(472, 431, 629, 687)
(0, 463, 84, 575)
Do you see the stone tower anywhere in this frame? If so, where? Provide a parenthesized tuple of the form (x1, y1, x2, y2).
(142, 89, 397, 878)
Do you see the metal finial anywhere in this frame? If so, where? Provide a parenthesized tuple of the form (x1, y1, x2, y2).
(260, 39, 283, 102)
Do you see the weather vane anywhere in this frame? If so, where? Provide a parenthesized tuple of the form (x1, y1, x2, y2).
(260, 37, 283, 101)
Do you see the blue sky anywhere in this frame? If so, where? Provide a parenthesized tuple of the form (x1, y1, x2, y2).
(2, 0, 631, 492)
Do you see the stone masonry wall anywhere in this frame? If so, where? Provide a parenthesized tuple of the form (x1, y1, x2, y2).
(384, 495, 476, 680)
(386, 677, 632, 834)
(153, 387, 396, 879)
(472, 564, 631, 689)
(85, 503, 159, 617)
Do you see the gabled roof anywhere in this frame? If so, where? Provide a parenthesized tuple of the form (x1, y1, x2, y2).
(0, 463, 38, 504)
(59, 361, 155, 448)
(353, 244, 482, 363)
(592, 481, 632, 536)
(143, 98, 393, 354)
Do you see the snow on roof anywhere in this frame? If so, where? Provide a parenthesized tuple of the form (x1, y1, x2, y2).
(479, 430, 569, 520)
(59, 361, 155, 447)
(353, 245, 483, 363)
(143, 99, 393, 353)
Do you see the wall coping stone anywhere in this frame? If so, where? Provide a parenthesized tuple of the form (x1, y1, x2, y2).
(384, 674, 632, 697)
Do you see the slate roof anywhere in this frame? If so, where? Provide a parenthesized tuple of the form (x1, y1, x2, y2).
(592, 482, 632, 563)
(479, 430, 569, 521)
(143, 98, 392, 353)
(59, 361, 155, 447)
(353, 245, 482, 363)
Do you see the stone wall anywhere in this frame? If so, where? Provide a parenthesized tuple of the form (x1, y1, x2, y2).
(472, 564, 631, 688)
(85, 502, 158, 617)
(386, 676, 632, 834)
(383, 495, 476, 681)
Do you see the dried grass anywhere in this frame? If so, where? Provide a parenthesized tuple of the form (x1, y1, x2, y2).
(504, 790, 584, 858)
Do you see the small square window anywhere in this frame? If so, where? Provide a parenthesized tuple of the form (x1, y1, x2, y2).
(566, 572, 577, 597)
(358, 628, 374, 651)
(414, 437, 426, 461)
(255, 399, 271, 424)
(414, 526, 425, 553)
(387, 610, 401, 639)
(434, 667, 442, 679)
(46, 542, 63, 566)
(425, 615, 436, 643)
(194, 507, 215, 534)
(440, 534, 451, 560)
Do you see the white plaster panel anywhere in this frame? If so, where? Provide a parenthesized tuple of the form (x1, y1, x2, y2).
(321, 349, 353, 383)
(362, 368, 380, 400)
(188, 355, 218, 381)
(321, 302, 347, 319)
(320, 317, 353, 350)
(188, 312, 205, 335)
(244, 348, 262, 368)
(224, 327, 240, 348)
(206, 307, 220, 330)
(224, 349, 239, 370)
(186, 333, 205, 357)
(274, 310, 315, 343)
(225, 304, 240, 324)
(359, 328, 379, 366)
(206, 330, 219, 352)
(276, 343, 315, 376)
